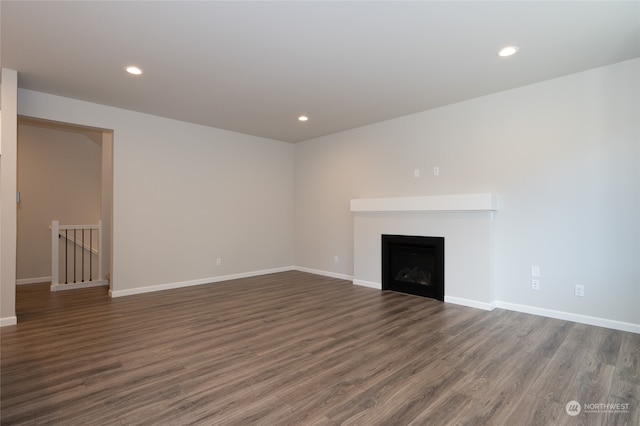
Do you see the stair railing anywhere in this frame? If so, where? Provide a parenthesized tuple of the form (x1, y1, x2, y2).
(51, 220, 107, 291)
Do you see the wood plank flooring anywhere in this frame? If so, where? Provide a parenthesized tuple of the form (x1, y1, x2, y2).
(1, 271, 638, 425)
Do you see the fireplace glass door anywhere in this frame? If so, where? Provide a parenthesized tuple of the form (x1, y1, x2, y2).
(382, 235, 444, 301)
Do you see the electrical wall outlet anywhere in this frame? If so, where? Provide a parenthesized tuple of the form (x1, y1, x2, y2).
(575, 284, 584, 297)
(333, 255, 339, 263)
(531, 279, 540, 291)
(531, 265, 540, 277)
(216, 258, 222, 266)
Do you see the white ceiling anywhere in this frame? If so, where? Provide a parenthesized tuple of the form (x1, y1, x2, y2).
(2, 1, 639, 143)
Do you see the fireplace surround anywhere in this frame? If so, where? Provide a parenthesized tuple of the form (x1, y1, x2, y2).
(382, 234, 444, 301)
(351, 193, 497, 310)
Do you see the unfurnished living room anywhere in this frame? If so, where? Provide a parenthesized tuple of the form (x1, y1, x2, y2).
(1, 1, 639, 425)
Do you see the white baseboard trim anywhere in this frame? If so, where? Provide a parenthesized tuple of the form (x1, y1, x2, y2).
(352, 279, 381, 290)
(445, 296, 496, 311)
(102, 266, 640, 334)
(109, 266, 295, 298)
(17, 276, 51, 285)
(293, 266, 353, 281)
(351, 280, 496, 312)
(51, 280, 109, 292)
(494, 301, 640, 334)
(1, 316, 18, 327)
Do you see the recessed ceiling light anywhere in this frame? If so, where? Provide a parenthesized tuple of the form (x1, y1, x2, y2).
(298, 115, 309, 122)
(498, 46, 519, 57)
(126, 66, 143, 75)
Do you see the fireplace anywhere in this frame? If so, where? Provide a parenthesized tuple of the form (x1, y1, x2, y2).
(381, 234, 444, 301)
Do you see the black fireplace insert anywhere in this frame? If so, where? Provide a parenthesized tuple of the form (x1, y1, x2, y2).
(381, 234, 444, 301)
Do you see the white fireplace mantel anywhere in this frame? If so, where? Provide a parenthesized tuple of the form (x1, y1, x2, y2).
(350, 193, 497, 213)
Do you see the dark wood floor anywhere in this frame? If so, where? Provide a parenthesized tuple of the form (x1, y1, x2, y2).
(1, 271, 638, 425)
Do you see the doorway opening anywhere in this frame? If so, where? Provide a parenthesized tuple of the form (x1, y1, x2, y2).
(16, 117, 113, 296)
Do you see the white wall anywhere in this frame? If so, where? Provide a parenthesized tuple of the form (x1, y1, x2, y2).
(295, 59, 640, 327)
(18, 90, 295, 295)
(17, 124, 102, 282)
(101, 131, 113, 281)
(1, 69, 18, 326)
